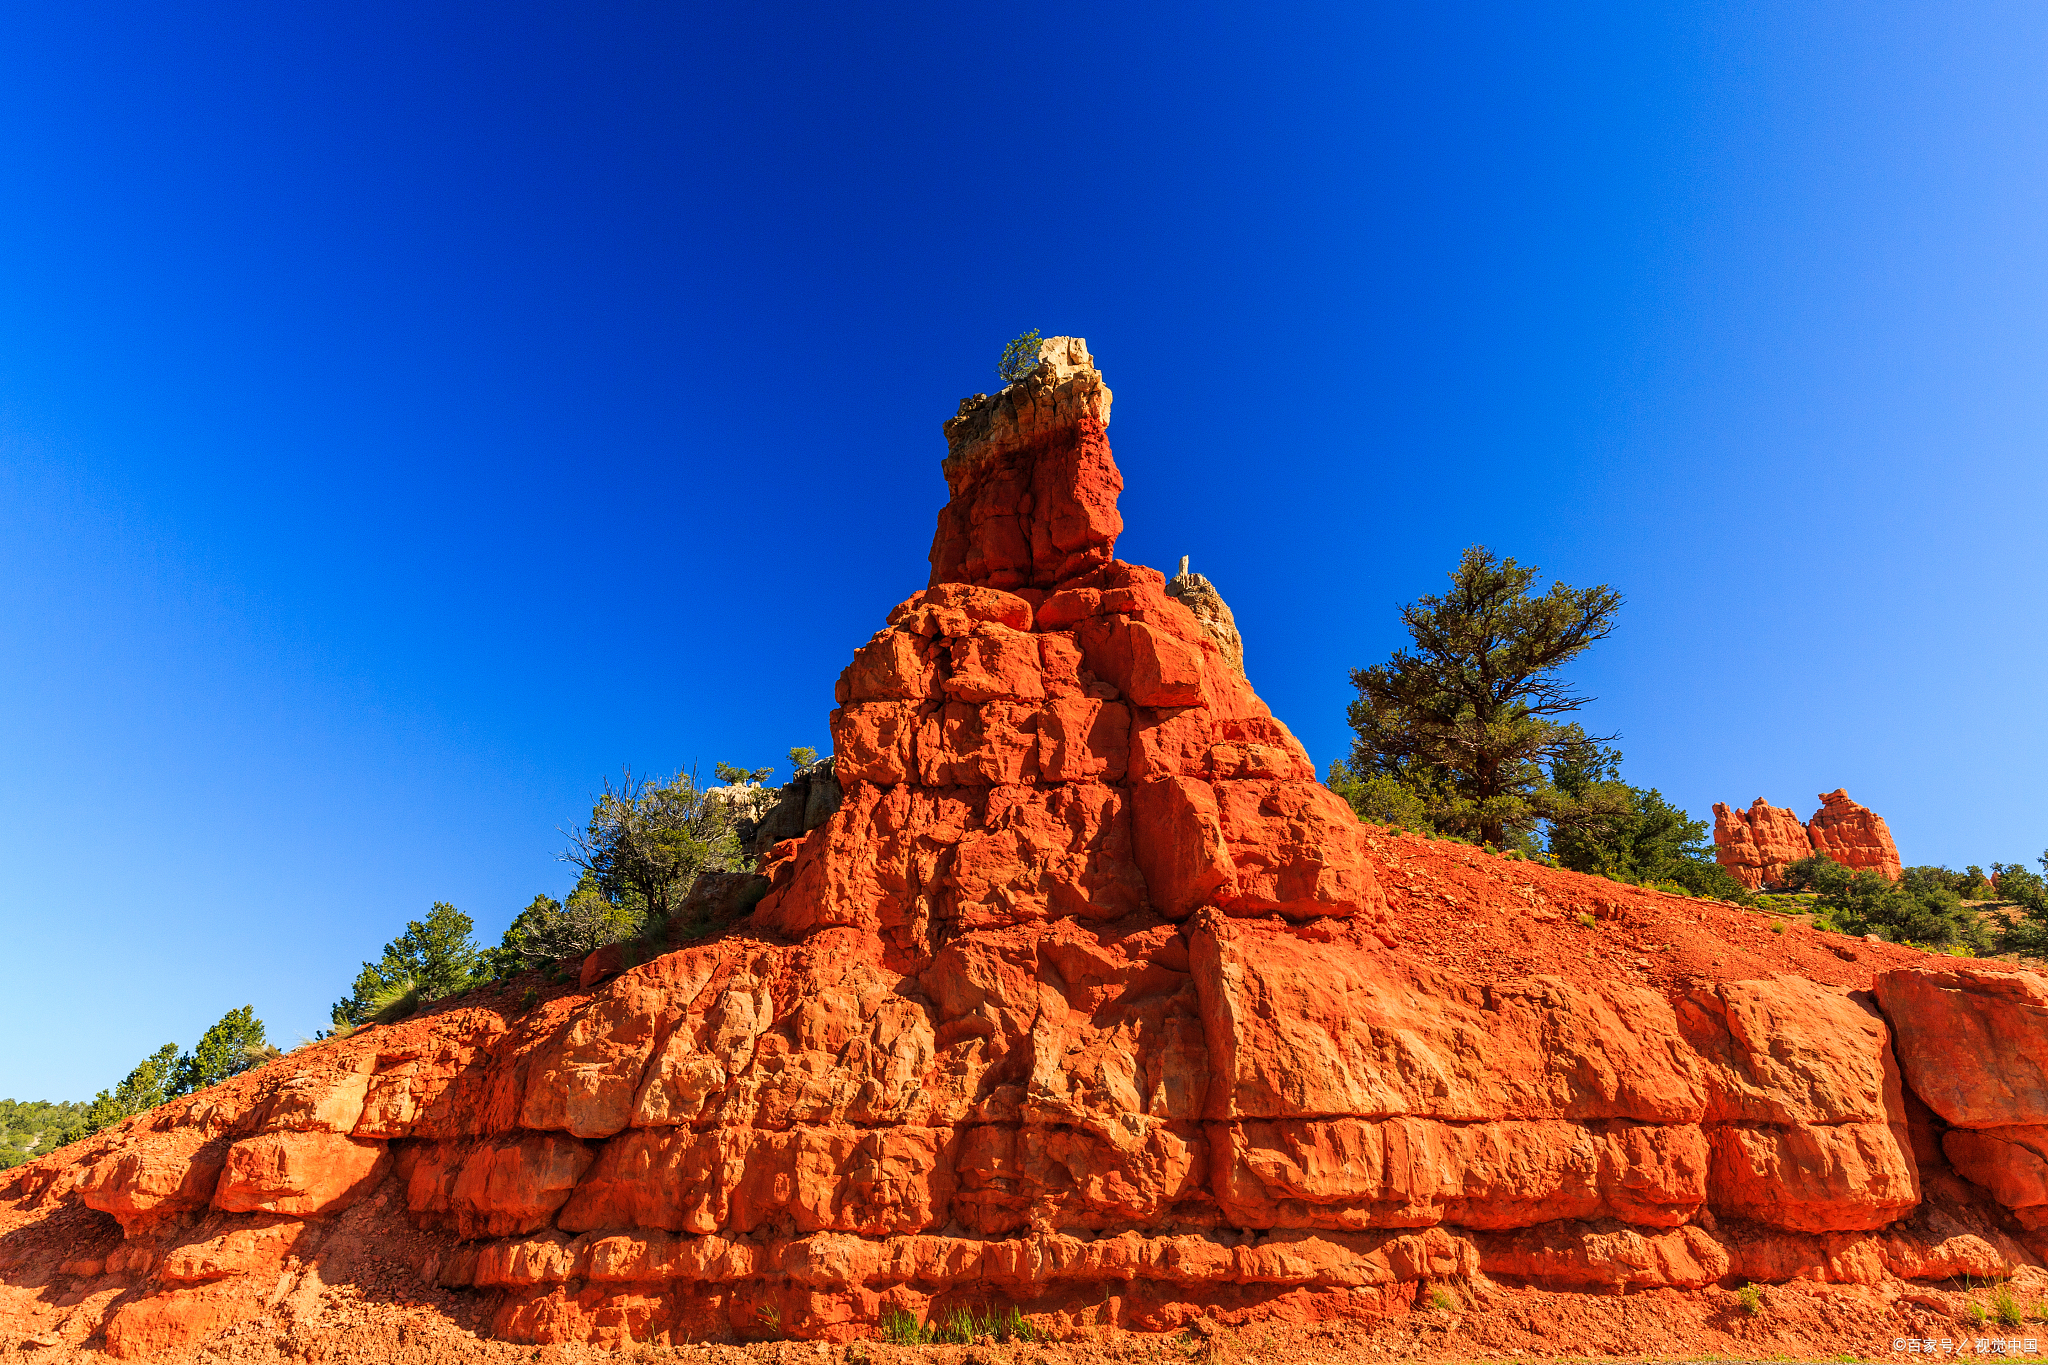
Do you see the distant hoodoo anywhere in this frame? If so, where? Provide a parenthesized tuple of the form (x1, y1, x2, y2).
(1711, 788, 1902, 890)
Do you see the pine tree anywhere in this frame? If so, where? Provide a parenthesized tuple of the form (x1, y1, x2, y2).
(1342, 547, 1622, 849)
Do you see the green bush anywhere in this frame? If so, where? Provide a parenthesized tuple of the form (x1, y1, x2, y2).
(1327, 758, 1435, 832)
(1810, 867, 1991, 951)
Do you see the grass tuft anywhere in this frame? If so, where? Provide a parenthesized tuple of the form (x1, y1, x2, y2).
(877, 1308, 930, 1346)
(878, 1304, 1035, 1346)
(1737, 1283, 1763, 1315)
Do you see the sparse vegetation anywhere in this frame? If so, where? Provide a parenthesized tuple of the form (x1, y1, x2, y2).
(1789, 854, 1994, 951)
(329, 902, 482, 1031)
(877, 1307, 932, 1346)
(1737, 1282, 1763, 1315)
(489, 765, 774, 972)
(1993, 1283, 2023, 1327)
(29, 1003, 277, 1154)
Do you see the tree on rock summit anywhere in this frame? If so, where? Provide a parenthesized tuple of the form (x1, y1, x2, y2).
(1336, 546, 1622, 850)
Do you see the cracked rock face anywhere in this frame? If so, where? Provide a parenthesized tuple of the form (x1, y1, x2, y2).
(2, 337, 2042, 1357)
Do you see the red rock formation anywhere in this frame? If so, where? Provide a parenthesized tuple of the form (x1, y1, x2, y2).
(0, 337, 2036, 1360)
(1712, 790, 1903, 889)
(1710, 798, 1811, 890)
(1808, 788, 1903, 881)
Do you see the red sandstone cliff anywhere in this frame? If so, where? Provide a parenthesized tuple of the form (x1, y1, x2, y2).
(0, 338, 2038, 1362)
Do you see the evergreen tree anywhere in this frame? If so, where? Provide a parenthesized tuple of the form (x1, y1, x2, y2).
(173, 1005, 272, 1095)
(1342, 547, 1622, 849)
(1542, 734, 1748, 898)
(484, 878, 644, 974)
(562, 768, 755, 922)
(330, 902, 481, 1030)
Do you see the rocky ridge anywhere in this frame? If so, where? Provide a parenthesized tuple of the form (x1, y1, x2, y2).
(0, 338, 2042, 1362)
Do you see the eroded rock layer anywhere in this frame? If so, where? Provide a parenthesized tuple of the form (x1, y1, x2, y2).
(0, 338, 2040, 1360)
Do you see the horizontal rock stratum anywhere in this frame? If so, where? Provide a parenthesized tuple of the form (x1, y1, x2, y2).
(1, 338, 2043, 1361)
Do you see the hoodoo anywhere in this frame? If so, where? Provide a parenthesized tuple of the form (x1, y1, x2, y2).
(1712, 789, 1904, 890)
(3, 338, 2046, 1360)
(1710, 799, 1812, 892)
(1808, 789, 1905, 882)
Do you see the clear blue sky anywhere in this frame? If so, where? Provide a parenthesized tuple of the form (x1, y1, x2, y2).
(3, 2, 2044, 1101)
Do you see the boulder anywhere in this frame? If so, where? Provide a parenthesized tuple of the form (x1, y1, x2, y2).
(1875, 963, 2048, 1128)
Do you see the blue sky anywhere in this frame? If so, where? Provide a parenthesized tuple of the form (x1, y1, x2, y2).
(3, 2, 2044, 1100)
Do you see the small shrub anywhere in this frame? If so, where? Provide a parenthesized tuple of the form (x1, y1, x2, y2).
(1428, 1286, 1458, 1312)
(1993, 1284, 2023, 1327)
(1771, 923, 1785, 934)
(997, 330, 1043, 384)
(519, 986, 540, 1012)
(1577, 911, 1597, 929)
(1737, 1283, 1763, 1315)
